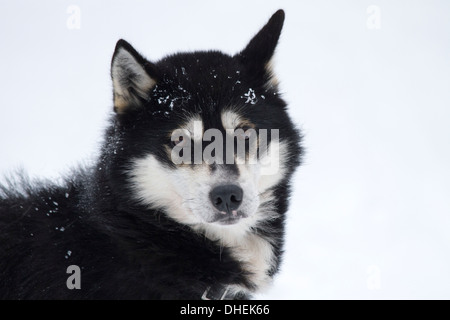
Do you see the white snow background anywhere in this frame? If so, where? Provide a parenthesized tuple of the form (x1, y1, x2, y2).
(1, 0, 449, 299)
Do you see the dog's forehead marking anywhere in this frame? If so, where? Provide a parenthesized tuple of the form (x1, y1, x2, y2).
(221, 110, 242, 130)
(221, 110, 256, 131)
(180, 115, 203, 142)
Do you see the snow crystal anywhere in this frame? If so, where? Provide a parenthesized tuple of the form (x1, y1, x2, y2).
(243, 88, 258, 105)
(65, 193, 69, 198)
(60, 227, 65, 232)
(181, 67, 187, 75)
(53, 201, 58, 206)
(158, 96, 170, 105)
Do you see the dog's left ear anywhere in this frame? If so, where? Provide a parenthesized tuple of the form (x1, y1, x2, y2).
(111, 39, 158, 114)
(237, 9, 285, 86)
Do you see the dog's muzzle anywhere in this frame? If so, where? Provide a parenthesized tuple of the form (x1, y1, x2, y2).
(209, 184, 246, 225)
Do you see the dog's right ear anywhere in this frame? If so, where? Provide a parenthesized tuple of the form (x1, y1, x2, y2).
(237, 10, 285, 87)
(111, 40, 158, 114)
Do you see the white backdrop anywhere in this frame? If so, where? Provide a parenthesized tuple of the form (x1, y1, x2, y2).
(1, 0, 449, 299)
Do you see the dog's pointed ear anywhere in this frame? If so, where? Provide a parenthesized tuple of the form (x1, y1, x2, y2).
(111, 39, 158, 114)
(237, 9, 285, 85)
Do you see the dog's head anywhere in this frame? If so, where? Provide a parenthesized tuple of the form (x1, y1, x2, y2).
(108, 10, 301, 232)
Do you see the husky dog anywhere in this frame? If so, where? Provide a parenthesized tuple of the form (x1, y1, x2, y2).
(0, 9, 302, 299)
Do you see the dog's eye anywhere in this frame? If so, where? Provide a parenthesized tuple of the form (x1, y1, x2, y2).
(236, 126, 254, 140)
(172, 136, 186, 147)
(170, 129, 191, 148)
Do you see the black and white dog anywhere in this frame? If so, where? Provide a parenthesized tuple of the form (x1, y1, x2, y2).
(0, 9, 302, 299)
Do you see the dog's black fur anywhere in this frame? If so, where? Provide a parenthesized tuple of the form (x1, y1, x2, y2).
(0, 10, 302, 299)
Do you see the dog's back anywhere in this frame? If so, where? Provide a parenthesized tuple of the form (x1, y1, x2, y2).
(0, 174, 248, 299)
(0, 176, 107, 299)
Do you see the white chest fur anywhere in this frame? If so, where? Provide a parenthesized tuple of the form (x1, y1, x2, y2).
(196, 225, 276, 294)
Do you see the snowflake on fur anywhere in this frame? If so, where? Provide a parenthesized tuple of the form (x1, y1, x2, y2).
(242, 88, 258, 105)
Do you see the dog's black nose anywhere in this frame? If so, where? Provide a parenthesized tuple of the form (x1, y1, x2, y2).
(209, 184, 243, 214)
